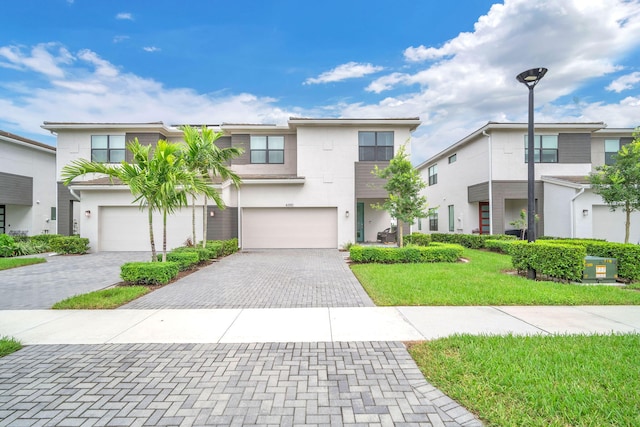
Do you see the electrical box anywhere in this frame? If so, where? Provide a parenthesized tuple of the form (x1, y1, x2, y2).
(582, 256, 617, 283)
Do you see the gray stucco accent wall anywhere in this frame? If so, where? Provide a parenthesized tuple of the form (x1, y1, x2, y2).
(468, 182, 489, 203)
(0, 172, 33, 205)
(124, 132, 167, 163)
(355, 161, 389, 198)
(558, 133, 591, 163)
(57, 182, 77, 236)
(206, 206, 238, 241)
(231, 134, 251, 165)
(491, 180, 544, 236)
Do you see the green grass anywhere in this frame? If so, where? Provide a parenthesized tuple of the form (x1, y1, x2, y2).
(0, 257, 46, 270)
(52, 286, 151, 309)
(351, 249, 640, 305)
(0, 336, 22, 357)
(408, 334, 640, 427)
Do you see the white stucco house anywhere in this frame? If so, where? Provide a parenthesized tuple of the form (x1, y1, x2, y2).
(416, 122, 639, 243)
(0, 130, 57, 236)
(43, 117, 420, 252)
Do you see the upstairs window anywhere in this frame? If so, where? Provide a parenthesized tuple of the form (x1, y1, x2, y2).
(358, 131, 394, 161)
(448, 153, 457, 164)
(605, 139, 621, 165)
(524, 135, 558, 163)
(250, 136, 284, 164)
(428, 164, 438, 185)
(91, 135, 125, 163)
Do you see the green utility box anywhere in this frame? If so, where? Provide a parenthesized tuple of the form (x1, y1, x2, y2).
(583, 256, 617, 283)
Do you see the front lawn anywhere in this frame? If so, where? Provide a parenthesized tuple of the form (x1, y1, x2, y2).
(0, 257, 46, 271)
(0, 336, 22, 357)
(52, 286, 151, 309)
(408, 334, 640, 427)
(351, 249, 640, 305)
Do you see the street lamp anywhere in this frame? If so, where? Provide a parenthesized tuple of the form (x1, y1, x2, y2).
(517, 67, 547, 279)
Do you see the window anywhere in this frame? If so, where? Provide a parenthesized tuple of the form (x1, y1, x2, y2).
(524, 135, 558, 163)
(358, 131, 394, 161)
(429, 212, 438, 231)
(448, 153, 457, 164)
(605, 139, 620, 165)
(418, 218, 422, 231)
(91, 135, 125, 163)
(428, 164, 438, 185)
(250, 136, 284, 164)
(50, 207, 57, 221)
(448, 205, 455, 232)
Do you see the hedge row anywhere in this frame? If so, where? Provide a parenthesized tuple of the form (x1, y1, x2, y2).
(509, 241, 586, 282)
(49, 236, 90, 255)
(349, 243, 463, 264)
(428, 232, 517, 249)
(121, 238, 240, 285)
(0, 234, 89, 257)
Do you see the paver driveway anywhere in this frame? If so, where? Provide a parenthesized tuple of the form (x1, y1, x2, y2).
(122, 249, 375, 309)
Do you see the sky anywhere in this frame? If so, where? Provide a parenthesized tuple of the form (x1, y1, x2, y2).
(1, 0, 639, 165)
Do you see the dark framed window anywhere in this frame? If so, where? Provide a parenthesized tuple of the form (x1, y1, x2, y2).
(50, 207, 57, 221)
(605, 139, 620, 165)
(358, 131, 394, 161)
(428, 164, 438, 185)
(448, 205, 455, 232)
(524, 135, 558, 163)
(448, 153, 457, 164)
(91, 135, 126, 163)
(250, 136, 284, 164)
(429, 212, 438, 231)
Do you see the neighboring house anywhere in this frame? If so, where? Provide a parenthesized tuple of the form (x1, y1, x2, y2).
(0, 130, 56, 236)
(416, 122, 639, 243)
(43, 118, 420, 252)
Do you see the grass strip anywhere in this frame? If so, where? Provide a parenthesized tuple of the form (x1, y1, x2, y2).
(351, 249, 640, 305)
(0, 257, 46, 271)
(408, 334, 640, 427)
(0, 336, 22, 358)
(52, 286, 151, 309)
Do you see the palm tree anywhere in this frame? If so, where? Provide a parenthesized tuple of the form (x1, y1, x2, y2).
(180, 125, 243, 247)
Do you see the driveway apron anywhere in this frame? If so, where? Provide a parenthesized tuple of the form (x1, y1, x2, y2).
(122, 249, 375, 309)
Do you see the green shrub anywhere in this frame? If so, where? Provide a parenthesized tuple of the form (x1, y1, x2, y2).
(0, 234, 16, 257)
(222, 238, 239, 256)
(120, 261, 180, 285)
(11, 240, 47, 256)
(30, 234, 61, 251)
(485, 239, 516, 254)
(509, 241, 586, 281)
(205, 241, 224, 258)
(49, 236, 90, 254)
(404, 233, 432, 246)
(156, 251, 200, 271)
(430, 233, 516, 249)
(350, 243, 463, 263)
(171, 246, 211, 262)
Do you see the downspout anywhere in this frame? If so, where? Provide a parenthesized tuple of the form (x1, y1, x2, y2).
(482, 130, 493, 234)
(69, 187, 81, 201)
(237, 187, 242, 249)
(570, 187, 585, 238)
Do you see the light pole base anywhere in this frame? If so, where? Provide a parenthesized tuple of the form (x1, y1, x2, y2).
(527, 268, 537, 280)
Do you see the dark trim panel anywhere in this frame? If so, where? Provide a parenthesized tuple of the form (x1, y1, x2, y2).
(0, 172, 33, 205)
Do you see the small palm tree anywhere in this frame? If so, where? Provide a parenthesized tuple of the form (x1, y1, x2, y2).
(181, 125, 243, 247)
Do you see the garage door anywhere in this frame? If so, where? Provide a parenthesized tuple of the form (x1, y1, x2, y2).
(242, 207, 337, 249)
(99, 206, 197, 251)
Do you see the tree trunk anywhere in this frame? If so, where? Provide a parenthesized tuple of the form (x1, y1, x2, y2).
(397, 222, 403, 247)
(162, 208, 167, 262)
(191, 195, 196, 246)
(202, 195, 208, 248)
(148, 208, 157, 262)
(625, 202, 631, 244)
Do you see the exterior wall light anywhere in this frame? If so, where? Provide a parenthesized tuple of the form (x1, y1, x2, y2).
(345, 210, 350, 218)
(583, 209, 589, 217)
(85, 210, 91, 217)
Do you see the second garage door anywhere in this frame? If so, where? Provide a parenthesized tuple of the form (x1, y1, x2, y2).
(242, 207, 337, 249)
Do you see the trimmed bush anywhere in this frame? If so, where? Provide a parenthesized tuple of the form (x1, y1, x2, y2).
(509, 241, 586, 281)
(404, 233, 432, 246)
(0, 234, 16, 257)
(430, 233, 517, 249)
(485, 239, 517, 254)
(222, 238, 239, 256)
(156, 251, 200, 271)
(49, 236, 90, 254)
(30, 234, 61, 251)
(171, 246, 211, 263)
(121, 261, 180, 285)
(205, 241, 224, 258)
(350, 243, 463, 263)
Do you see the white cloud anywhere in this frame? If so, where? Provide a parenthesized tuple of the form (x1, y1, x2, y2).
(113, 36, 130, 43)
(304, 62, 383, 85)
(116, 12, 134, 21)
(606, 71, 640, 92)
(0, 43, 73, 78)
(143, 46, 161, 53)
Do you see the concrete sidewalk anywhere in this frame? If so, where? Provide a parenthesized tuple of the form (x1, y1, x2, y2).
(2, 305, 639, 345)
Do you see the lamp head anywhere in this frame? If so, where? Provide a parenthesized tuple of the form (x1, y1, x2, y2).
(517, 67, 548, 87)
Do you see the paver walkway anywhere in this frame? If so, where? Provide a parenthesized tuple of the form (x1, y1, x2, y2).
(123, 250, 374, 309)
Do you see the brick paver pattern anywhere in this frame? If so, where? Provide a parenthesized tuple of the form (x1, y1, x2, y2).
(122, 250, 375, 309)
(0, 341, 479, 427)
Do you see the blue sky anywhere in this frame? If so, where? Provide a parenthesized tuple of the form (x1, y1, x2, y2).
(1, 0, 639, 164)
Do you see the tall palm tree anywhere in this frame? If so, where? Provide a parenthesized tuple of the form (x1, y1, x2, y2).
(180, 125, 243, 247)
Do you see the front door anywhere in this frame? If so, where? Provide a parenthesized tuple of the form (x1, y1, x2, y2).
(479, 202, 490, 234)
(356, 202, 364, 243)
(0, 205, 5, 234)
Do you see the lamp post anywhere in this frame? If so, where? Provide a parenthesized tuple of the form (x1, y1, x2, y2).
(517, 67, 547, 279)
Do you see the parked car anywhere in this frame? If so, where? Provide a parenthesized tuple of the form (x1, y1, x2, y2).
(376, 228, 397, 243)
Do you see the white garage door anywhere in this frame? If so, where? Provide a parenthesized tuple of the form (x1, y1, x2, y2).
(99, 206, 197, 251)
(242, 207, 337, 249)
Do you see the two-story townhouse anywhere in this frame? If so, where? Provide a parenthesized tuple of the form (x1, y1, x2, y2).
(43, 117, 420, 252)
(0, 130, 56, 236)
(416, 122, 639, 243)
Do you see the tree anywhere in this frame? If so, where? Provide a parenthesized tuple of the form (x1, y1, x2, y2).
(588, 128, 640, 243)
(180, 125, 243, 248)
(509, 209, 539, 240)
(371, 144, 430, 247)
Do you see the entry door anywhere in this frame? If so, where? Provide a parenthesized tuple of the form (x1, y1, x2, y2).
(479, 202, 490, 234)
(356, 202, 364, 243)
(0, 205, 5, 234)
